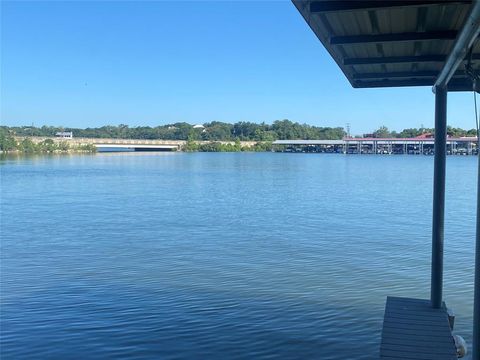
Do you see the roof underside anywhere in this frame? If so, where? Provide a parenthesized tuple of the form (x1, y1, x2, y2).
(293, 0, 480, 90)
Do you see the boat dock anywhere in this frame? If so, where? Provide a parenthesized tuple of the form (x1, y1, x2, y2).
(380, 297, 457, 360)
(273, 137, 479, 155)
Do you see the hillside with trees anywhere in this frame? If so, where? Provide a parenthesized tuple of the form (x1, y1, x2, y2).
(1, 121, 477, 153)
(2, 120, 346, 141)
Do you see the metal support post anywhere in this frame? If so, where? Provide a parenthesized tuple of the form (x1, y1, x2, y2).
(431, 86, 447, 309)
(473, 132, 480, 360)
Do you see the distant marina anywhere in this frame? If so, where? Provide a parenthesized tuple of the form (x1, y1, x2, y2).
(274, 136, 479, 155)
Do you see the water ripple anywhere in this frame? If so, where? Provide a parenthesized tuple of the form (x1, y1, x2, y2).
(1, 153, 476, 359)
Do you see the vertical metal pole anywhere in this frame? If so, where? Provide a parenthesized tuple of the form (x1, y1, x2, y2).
(473, 133, 480, 360)
(431, 86, 447, 309)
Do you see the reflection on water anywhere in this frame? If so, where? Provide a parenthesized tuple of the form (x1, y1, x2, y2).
(1, 153, 476, 359)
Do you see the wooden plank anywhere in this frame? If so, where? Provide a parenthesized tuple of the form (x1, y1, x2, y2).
(386, 297, 430, 305)
(381, 339, 456, 351)
(381, 329, 452, 338)
(380, 296, 457, 360)
(380, 331, 454, 342)
(385, 307, 450, 316)
(380, 349, 454, 360)
(383, 315, 451, 325)
(381, 326, 452, 337)
(381, 342, 457, 355)
(384, 314, 451, 325)
(382, 321, 453, 332)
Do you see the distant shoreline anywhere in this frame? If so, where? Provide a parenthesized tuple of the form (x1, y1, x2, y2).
(0, 136, 272, 154)
(1, 135, 478, 156)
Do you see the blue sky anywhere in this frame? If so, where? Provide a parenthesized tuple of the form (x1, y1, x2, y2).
(0, 0, 476, 135)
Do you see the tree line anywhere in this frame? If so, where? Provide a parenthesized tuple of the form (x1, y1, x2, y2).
(364, 126, 477, 138)
(3, 121, 477, 142)
(2, 120, 346, 141)
(183, 139, 273, 152)
(2, 121, 477, 153)
(0, 129, 96, 153)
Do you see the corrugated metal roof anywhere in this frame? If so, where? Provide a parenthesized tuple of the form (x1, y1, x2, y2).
(292, 1, 479, 90)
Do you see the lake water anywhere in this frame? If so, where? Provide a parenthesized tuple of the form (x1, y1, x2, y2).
(1, 153, 477, 359)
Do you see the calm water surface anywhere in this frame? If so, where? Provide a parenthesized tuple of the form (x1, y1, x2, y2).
(1, 153, 477, 359)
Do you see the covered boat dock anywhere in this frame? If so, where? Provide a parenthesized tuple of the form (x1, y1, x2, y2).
(292, 0, 480, 358)
(273, 137, 479, 154)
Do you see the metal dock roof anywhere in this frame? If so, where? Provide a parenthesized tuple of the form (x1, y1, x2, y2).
(292, 1, 479, 90)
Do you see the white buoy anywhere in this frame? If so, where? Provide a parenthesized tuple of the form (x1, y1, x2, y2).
(453, 334, 468, 358)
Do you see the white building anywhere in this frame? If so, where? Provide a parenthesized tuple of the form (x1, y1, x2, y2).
(55, 131, 73, 139)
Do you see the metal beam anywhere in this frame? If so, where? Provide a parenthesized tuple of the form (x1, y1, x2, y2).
(310, 0, 471, 13)
(353, 79, 433, 88)
(433, 1, 480, 89)
(352, 71, 465, 80)
(353, 78, 473, 90)
(431, 86, 447, 309)
(474, 138, 480, 360)
(344, 54, 480, 65)
(353, 71, 437, 79)
(346, 55, 443, 65)
(331, 31, 457, 45)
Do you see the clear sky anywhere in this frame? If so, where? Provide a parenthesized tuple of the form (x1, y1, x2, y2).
(0, 0, 476, 135)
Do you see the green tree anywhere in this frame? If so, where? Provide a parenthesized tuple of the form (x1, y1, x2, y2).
(58, 141, 70, 151)
(0, 128, 17, 151)
(372, 126, 391, 138)
(234, 139, 242, 151)
(40, 139, 57, 152)
(19, 138, 37, 153)
(252, 141, 273, 152)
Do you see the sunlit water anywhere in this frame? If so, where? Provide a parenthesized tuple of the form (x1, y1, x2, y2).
(1, 153, 476, 359)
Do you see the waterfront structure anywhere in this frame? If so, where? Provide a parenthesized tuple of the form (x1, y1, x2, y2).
(274, 137, 479, 155)
(292, 1, 480, 359)
(55, 131, 73, 139)
(95, 144, 178, 152)
(193, 124, 206, 133)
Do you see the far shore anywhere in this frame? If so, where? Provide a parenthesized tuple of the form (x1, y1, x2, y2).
(1, 136, 273, 154)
